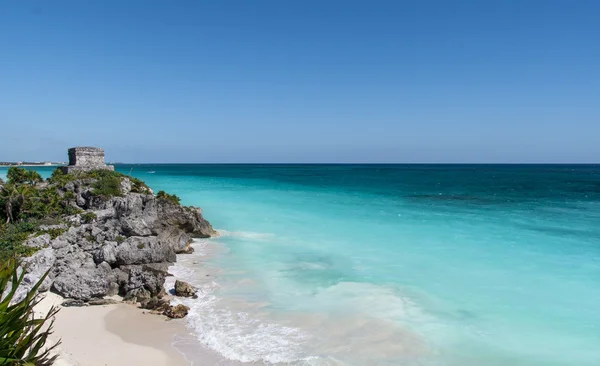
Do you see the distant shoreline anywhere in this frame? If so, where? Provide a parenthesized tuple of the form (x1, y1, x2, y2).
(0, 163, 64, 167)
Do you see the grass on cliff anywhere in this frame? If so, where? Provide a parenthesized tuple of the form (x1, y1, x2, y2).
(0, 258, 60, 365)
(156, 190, 181, 205)
(0, 221, 39, 261)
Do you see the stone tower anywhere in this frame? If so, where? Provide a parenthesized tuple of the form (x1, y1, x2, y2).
(61, 147, 114, 173)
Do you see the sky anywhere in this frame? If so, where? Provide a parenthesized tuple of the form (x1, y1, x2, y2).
(1, 1, 599, 163)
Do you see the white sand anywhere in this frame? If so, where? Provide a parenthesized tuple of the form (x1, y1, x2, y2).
(35, 293, 191, 366)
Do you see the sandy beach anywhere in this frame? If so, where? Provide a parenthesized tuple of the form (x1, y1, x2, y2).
(35, 293, 201, 366)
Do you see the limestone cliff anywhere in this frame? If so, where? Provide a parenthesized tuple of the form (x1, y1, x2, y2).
(18, 174, 216, 303)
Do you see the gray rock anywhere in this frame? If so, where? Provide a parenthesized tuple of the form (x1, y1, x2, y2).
(164, 304, 190, 319)
(115, 236, 176, 265)
(158, 227, 193, 254)
(22, 248, 56, 292)
(93, 241, 118, 264)
(140, 296, 170, 311)
(18, 162, 216, 304)
(62, 299, 88, 307)
(174, 280, 197, 298)
(51, 238, 69, 249)
(52, 264, 113, 300)
(121, 264, 168, 297)
(88, 298, 119, 306)
(120, 178, 132, 195)
(24, 234, 51, 248)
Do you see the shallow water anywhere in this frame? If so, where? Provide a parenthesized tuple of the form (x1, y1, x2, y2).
(3, 165, 600, 365)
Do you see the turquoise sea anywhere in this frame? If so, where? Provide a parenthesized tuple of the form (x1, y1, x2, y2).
(3, 165, 600, 365)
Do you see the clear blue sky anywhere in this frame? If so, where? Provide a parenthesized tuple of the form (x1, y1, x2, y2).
(1, 1, 599, 163)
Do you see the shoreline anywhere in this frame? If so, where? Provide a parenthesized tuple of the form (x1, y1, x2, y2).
(35, 292, 227, 366)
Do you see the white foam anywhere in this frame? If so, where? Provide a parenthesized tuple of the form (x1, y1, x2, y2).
(217, 229, 275, 240)
(167, 257, 316, 364)
(167, 247, 439, 365)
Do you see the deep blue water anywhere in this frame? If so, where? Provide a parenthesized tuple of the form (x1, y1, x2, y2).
(3, 165, 600, 365)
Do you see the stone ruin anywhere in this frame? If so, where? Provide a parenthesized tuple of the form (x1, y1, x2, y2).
(61, 147, 114, 173)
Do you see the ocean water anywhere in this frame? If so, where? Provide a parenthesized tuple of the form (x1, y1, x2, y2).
(3, 165, 600, 365)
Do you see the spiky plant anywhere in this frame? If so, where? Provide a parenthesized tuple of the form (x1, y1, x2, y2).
(0, 258, 60, 365)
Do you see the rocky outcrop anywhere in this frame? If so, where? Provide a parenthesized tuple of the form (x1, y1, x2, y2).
(174, 280, 197, 298)
(163, 304, 190, 319)
(20, 176, 216, 306)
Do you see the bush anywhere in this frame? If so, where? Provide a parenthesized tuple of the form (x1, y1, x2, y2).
(47, 168, 74, 187)
(156, 191, 180, 205)
(0, 258, 60, 365)
(115, 235, 125, 244)
(129, 177, 151, 194)
(0, 221, 39, 262)
(6, 167, 42, 185)
(80, 212, 97, 224)
(91, 174, 122, 198)
(137, 243, 145, 249)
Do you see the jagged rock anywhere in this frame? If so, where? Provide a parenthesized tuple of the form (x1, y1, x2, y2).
(123, 287, 152, 303)
(62, 299, 88, 307)
(121, 264, 168, 297)
(24, 233, 51, 248)
(163, 304, 190, 319)
(158, 227, 193, 254)
(115, 236, 176, 265)
(93, 241, 118, 264)
(9, 249, 56, 303)
(140, 296, 170, 311)
(88, 298, 119, 306)
(120, 178, 132, 195)
(156, 202, 216, 238)
(174, 280, 197, 298)
(52, 262, 113, 300)
(22, 248, 56, 292)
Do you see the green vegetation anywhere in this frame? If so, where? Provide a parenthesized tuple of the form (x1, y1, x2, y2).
(6, 167, 43, 185)
(0, 222, 38, 262)
(156, 191, 181, 205)
(38, 227, 67, 240)
(91, 173, 122, 198)
(115, 235, 125, 244)
(0, 258, 60, 365)
(129, 176, 151, 194)
(80, 212, 97, 224)
(137, 243, 145, 249)
(0, 167, 175, 260)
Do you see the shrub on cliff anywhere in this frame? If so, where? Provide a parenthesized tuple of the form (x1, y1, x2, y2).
(156, 191, 181, 205)
(0, 221, 38, 262)
(0, 258, 60, 365)
(80, 212, 97, 224)
(91, 174, 122, 198)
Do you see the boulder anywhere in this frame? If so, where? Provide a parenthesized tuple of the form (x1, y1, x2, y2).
(140, 296, 170, 312)
(174, 280, 196, 298)
(121, 264, 168, 297)
(88, 298, 119, 306)
(163, 304, 190, 319)
(52, 262, 113, 300)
